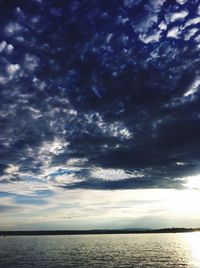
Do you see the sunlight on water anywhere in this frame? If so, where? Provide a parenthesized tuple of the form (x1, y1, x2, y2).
(182, 232, 200, 267)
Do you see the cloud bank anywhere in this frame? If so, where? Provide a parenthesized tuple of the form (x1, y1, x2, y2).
(0, 0, 200, 193)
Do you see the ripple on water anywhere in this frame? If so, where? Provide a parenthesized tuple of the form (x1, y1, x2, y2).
(0, 233, 200, 268)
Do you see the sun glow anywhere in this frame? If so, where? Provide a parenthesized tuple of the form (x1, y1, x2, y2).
(170, 175, 200, 214)
(169, 189, 200, 215)
(185, 175, 200, 190)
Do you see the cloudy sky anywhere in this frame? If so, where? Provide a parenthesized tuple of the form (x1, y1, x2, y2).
(1, 0, 200, 230)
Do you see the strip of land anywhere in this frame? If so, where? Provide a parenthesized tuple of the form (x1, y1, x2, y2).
(1, 228, 200, 236)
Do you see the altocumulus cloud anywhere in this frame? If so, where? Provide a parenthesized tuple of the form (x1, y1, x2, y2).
(0, 0, 200, 192)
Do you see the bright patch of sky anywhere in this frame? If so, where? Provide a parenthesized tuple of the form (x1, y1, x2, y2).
(1, 187, 200, 230)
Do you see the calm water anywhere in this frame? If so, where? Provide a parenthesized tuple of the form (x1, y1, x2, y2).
(0, 233, 200, 267)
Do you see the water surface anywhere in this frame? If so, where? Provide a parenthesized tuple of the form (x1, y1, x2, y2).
(0, 233, 200, 267)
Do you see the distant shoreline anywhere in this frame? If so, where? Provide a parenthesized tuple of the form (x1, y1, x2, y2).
(1, 228, 200, 236)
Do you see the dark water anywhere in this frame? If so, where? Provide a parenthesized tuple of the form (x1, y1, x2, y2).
(0, 233, 200, 267)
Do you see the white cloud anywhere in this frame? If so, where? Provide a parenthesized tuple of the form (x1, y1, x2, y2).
(117, 15, 129, 25)
(124, 0, 142, 8)
(106, 33, 113, 43)
(133, 14, 158, 33)
(176, 0, 187, 4)
(30, 15, 41, 24)
(27, 138, 71, 179)
(92, 86, 101, 98)
(0, 179, 52, 199)
(15, 6, 23, 15)
(158, 21, 167, 31)
(139, 30, 161, 44)
(194, 34, 200, 43)
(15, 36, 25, 43)
(184, 76, 200, 97)
(0, 40, 7, 52)
(184, 17, 200, 29)
(0, 76, 8, 84)
(33, 77, 46, 91)
(166, 10, 188, 23)
(5, 22, 23, 36)
(28, 107, 42, 119)
(50, 172, 82, 185)
(0, 41, 14, 54)
(198, 5, 200, 16)
(167, 27, 181, 39)
(0, 164, 21, 182)
(184, 28, 199, 41)
(38, 138, 69, 162)
(6, 44, 14, 54)
(91, 168, 144, 181)
(7, 64, 20, 76)
(85, 113, 132, 140)
(24, 53, 40, 71)
(67, 158, 88, 166)
(103, 121, 132, 139)
(68, 109, 77, 116)
(176, 162, 185, 166)
(149, 0, 167, 11)
(5, 164, 19, 174)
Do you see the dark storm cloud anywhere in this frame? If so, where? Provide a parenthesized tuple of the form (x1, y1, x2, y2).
(64, 177, 183, 190)
(0, 0, 200, 189)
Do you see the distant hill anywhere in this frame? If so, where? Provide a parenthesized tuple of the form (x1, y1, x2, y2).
(1, 228, 200, 236)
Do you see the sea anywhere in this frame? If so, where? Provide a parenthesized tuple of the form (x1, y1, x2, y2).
(0, 232, 200, 267)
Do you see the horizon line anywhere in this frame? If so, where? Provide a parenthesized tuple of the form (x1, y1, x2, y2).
(1, 227, 200, 236)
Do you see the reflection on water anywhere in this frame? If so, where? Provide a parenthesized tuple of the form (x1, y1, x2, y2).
(182, 232, 200, 267)
(0, 233, 200, 267)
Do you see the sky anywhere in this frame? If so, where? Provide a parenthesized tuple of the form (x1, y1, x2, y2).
(1, 0, 200, 230)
